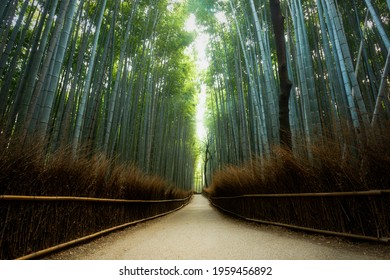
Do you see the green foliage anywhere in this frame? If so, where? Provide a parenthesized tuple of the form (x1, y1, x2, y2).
(200, 0, 390, 189)
(0, 0, 198, 190)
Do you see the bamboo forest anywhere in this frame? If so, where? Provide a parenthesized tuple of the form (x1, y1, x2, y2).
(0, 0, 390, 260)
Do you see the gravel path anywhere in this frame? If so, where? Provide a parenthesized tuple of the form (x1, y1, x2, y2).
(48, 194, 389, 260)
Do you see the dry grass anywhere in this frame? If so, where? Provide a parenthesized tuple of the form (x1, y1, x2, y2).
(208, 136, 390, 197)
(0, 136, 189, 200)
(0, 136, 191, 259)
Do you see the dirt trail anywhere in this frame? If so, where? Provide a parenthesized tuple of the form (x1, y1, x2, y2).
(48, 194, 389, 260)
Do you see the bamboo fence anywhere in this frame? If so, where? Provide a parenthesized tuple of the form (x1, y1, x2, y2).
(0, 194, 192, 259)
(207, 190, 390, 243)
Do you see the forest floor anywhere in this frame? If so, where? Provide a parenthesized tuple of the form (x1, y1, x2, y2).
(47, 195, 389, 260)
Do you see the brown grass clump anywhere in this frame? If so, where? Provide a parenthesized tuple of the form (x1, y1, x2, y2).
(207, 147, 314, 197)
(0, 137, 189, 200)
(0, 136, 44, 195)
(208, 136, 390, 197)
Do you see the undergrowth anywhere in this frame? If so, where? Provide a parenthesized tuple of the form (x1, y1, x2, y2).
(207, 132, 390, 197)
(0, 136, 190, 199)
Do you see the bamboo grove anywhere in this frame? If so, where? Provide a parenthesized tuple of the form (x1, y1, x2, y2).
(0, 0, 198, 190)
(0, 0, 389, 193)
(190, 0, 390, 185)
